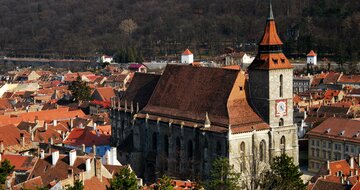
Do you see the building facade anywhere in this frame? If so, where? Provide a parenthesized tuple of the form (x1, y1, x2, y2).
(111, 3, 298, 183)
(307, 118, 360, 173)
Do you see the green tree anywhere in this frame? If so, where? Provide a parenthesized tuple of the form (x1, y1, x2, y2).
(153, 175, 174, 190)
(205, 157, 241, 190)
(107, 167, 138, 190)
(261, 154, 306, 190)
(0, 159, 14, 185)
(65, 180, 84, 190)
(69, 76, 91, 103)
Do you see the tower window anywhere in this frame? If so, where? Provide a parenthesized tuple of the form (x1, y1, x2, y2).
(280, 136, 286, 154)
(259, 140, 266, 162)
(280, 75, 283, 97)
(279, 118, 284, 126)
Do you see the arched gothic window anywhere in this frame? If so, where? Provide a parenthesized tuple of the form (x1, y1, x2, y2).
(259, 140, 266, 162)
(187, 140, 193, 160)
(216, 141, 222, 156)
(240, 142, 246, 172)
(152, 132, 157, 151)
(280, 136, 286, 154)
(164, 135, 169, 157)
(280, 74, 283, 97)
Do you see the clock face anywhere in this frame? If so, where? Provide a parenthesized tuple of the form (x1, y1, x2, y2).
(276, 100, 287, 117)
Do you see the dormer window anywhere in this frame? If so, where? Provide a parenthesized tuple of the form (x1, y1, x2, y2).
(325, 128, 331, 133)
(339, 130, 345, 136)
(281, 58, 285, 63)
(273, 58, 278, 64)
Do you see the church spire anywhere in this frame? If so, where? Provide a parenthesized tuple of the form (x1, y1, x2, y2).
(268, 0, 274, 20)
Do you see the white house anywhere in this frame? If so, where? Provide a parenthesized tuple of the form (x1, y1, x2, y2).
(307, 50, 317, 65)
(181, 49, 193, 64)
(100, 55, 114, 63)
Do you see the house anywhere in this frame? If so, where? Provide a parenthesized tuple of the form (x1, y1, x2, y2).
(308, 157, 360, 190)
(128, 63, 147, 73)
(90, 87, 117, 114)
(293, 75, 312, 93)
(100, 55, 113, 63)
(337, 74, 360, 88)
(63, 125, 111, 156)
(104, 73, 131, 89)
(307, 118, 360, 172)
(25, 149, 132, 189)
(323, 89, 345, 105)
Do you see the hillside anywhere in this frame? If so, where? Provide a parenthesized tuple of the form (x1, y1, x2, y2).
(0, 0, 359, 62)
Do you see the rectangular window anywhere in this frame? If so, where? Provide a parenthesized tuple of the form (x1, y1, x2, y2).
(322, 150, 326, 159)
(328, 142, 332, 149)
(322, 141, 326, 148)
(316, 149, 320, 157)
(311, 140, 315, 146)
(346, 145, 349, 152)
(316, 140, 320, 147)
(328, 151, 332, 160)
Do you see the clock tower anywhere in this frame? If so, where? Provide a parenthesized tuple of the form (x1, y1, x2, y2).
(248, 1, 298, 161)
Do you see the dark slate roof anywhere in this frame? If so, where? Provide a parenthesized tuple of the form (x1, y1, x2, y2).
(121, 72, 160, 111)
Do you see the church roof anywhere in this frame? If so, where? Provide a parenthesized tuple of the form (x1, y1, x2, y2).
(258, 19, 283, 46)
(121, 72, 160, 111)
(248, 2, 292, 70)
(248, 53, 292, 70)
(140, 65, 268, 132)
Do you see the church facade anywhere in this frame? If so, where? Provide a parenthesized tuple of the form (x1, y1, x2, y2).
(110, 4, 298, 183)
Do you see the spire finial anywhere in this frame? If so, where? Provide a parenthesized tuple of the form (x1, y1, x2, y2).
(268, 0, 274, 20)
(204, 112, 211, 128)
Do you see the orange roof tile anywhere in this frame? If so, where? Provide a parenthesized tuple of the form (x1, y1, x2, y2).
(2, 154, 37, 171)
(63, 125, 111, 146)
(182, 49, 193, 55)
(259, 20, 283, 46)
(84, 176, 110, 190)
(307, 50, 317, 57)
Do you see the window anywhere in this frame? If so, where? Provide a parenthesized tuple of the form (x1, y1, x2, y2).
(328, 151, 332, 160)
(335, 144, 341, 151)
(316, 140, 320, 147)
(259, 140, 266, 162)
(279, 118, 284, 127)
(152, 132, 157, 151)
(187, 140, 193, 160)
(280, 136, 286, 154)
(280, 75, 283, 97)
(164, 135, 169, 157)
(311, 140, 315, 146)
(345, 145, 349, 152)
(322, 141, 326, 148)
(328, 142, 332, 149)
(216, 141, 222, 156)
(322, 150, 326, 159)
(334, 152, 341, 160)
(240, 142, 245, 172)
(176, 137, 181, 171)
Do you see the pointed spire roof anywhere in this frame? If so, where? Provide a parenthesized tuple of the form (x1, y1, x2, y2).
(248, 2, 292, 70)
(259, 1, 282, 46)
(182, 49, 193, 55)
(268, 0, 274, 20)
(307, 50, 317, 57)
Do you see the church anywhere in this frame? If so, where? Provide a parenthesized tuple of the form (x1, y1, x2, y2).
(110, 3, 298, 183)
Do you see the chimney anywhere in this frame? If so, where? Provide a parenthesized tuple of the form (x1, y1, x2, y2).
(356, 170, 359, 175)
(95, 157, 102, 182)
(350, 157, 355, 169)
(204, 112, 211, 128)
(82, 144, 86, 153)
(40, 149, 45, 159)
(20, 132, 25, 146)
(52, 150, 59, 165)
(30, 130, 34, 142)
(70, 118, 74, 129)
(92, 145, 97, 155)
(340, 176, 344, 184)
(44, 123, 48, 131)
(53, 120, 57, 126)
(86, 158, 91, 172)
(93, 123, 97, 131)
(0, 140, 4, 153)
(67, 168, 73, 178)
(0, 153, 2, 162)
(69, 149, 77, 166)
(105, 150, 110, 165)
(111, 147, 117, 165)
(50, 137, 54, 145)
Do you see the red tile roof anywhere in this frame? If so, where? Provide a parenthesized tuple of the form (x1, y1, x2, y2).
(182, 49, 193, 55)
(307, 50, 317, 57)
(92, 87, 115, 102)
(2, 154, 37, 171)
(0, 108, 85, 127)
(307, 118, 360, 143)
(13, 176, 43, 190)
(323, 72, 341, 84)
(338, 75, 360, 83)
(248, 53, 292, 70)
(63, 125, 111, 146)
(84, 176, 110, 190)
